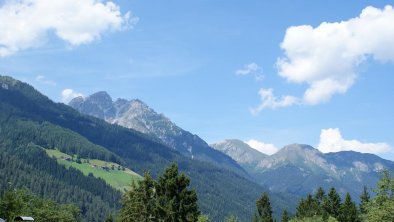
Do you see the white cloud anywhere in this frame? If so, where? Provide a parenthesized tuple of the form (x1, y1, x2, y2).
(245, 139, 278, 155)
(317, 128, 392, 154)
(61, 88, 83, 103)
(35, 75, 56, 86)
(276, 5, 394, 105)
(0, 0, 137, 57)
(236, 62, 264, 80)
(251, 88, 299, 114)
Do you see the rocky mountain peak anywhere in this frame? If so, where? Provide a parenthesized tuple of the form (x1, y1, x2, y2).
(69, 92, 246, 175)
(211, 139, 267, 168)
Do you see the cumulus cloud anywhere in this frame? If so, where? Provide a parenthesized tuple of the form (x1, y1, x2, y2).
(245, 139, 278, 155)
(236, 62, 264, 81)
(317, 128, 392, 154)
(277, 5, 394, 105)
(250, 88, 299, 114)
(253, 5, 394, 112)
(61, 88, 83, 103)
(35, 75, 56, 86)
(0, 0, 137, 57)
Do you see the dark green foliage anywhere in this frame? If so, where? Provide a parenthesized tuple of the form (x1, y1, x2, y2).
(119, 173, 157, 222)
(156, 164, 200, 221)
(296, 194, 318, 218)
(281, 209, 290, 222)
(0, 187, 81, 222)
(362, 170, 394, 221)
(358, 186, 370, 214)
(0, 76, 297, 221)
(324, 187, 341, 219)
(255, 192, 273, 222)
(338, 193, 358, 222)
(119, 164, 200, 222)
(0, 144, 121, 221)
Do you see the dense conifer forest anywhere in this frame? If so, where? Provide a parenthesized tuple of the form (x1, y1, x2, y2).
(0, 76, 295, 221)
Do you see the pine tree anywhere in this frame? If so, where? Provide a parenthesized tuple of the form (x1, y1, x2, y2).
(119, 172, 157, 222)
(156, 163, 200, 222)
(338, 193, 358, 222)
(281, 209, 290, 222)
(255, 192, 273, 222)
(323, 187, 341, 219)
(363, 170, 394, 221)
(296, 194, 318, 218)
(359, 186, 370, 214)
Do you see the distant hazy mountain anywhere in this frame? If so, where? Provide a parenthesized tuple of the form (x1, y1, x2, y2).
(211, 139, 267, 171)
(212, 141, 394, 198)
(1, 76, 298, 221)
(69, 92, 246, 175)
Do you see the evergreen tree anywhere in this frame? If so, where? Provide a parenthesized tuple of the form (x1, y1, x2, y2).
(296, 194, 318, 218)
(323, 187, 341, 219)
(363, 170, 394, 221)
(338, 193, 358, 222)
(156, 164, 200, 222)
(359, 186, 370, 214)
(119, 172, 157, 222)
(120, 164, 200, 222)
(255, 192, 273, 222)
(281, 209, 290, 222)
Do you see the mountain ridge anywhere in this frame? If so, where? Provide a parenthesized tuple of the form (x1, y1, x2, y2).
(1, 76, 296, 221)
(211, 139, 394, 199)
(69, 91, 247, 176)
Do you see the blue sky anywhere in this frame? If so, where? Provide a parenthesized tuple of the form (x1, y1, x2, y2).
(1, 0, 394, 160)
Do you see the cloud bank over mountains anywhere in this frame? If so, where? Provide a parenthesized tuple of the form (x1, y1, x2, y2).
(253, 5, 394, 111)
(0, 0, 137, 57)
(317, 128, 392, 154)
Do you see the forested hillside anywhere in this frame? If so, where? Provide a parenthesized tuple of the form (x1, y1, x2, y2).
(0, 76, 296, 221)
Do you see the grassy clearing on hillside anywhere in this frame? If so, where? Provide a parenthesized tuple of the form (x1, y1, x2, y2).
(45, 149, 142, 191)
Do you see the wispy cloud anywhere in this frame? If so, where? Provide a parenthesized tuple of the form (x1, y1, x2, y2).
(61, 88, 83, 103)
(253, 5, 394, 113)
(35, 75, 56, 86)
(236, 62, 264, 81)
(317, 128, 392, 154)
(250, 88, 299, 114)
(0, 0, 138, 57)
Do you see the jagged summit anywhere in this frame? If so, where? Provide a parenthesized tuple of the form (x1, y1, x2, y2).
(69, 91, 246, 175)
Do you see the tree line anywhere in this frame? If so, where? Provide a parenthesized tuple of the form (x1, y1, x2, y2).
(116, 165, 394, 222)
(248, 170, 394, 222)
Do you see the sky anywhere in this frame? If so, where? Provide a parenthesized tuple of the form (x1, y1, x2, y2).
(0, 0, 394, 160)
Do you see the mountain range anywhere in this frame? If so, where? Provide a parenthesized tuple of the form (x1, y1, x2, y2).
(69, 91, 246, 176)
(0, 76, 294, 221)
(211, 140, 394, 199)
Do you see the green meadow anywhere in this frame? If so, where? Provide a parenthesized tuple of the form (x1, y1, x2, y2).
(45, 149, 142, 191)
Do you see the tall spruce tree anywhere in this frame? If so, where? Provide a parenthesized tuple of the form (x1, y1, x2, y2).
(324, 187, 341, 219)
(156, 164, 200, 222)
(359, 186, 370, 214)
(338, 193, 358, 222)
(296, 194, 318, 218)
(255, 192, 273, 222)
(120, 165, 200, 222)
(119, 172, 157, 222)
(281, 209, 290, 222)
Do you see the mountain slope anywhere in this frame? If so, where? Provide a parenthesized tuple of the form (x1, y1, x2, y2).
(69, 92, 246, 176)
(0, 76, 295, 221)
(211, 139, 267, 172)
(213, 140, 394, 199)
